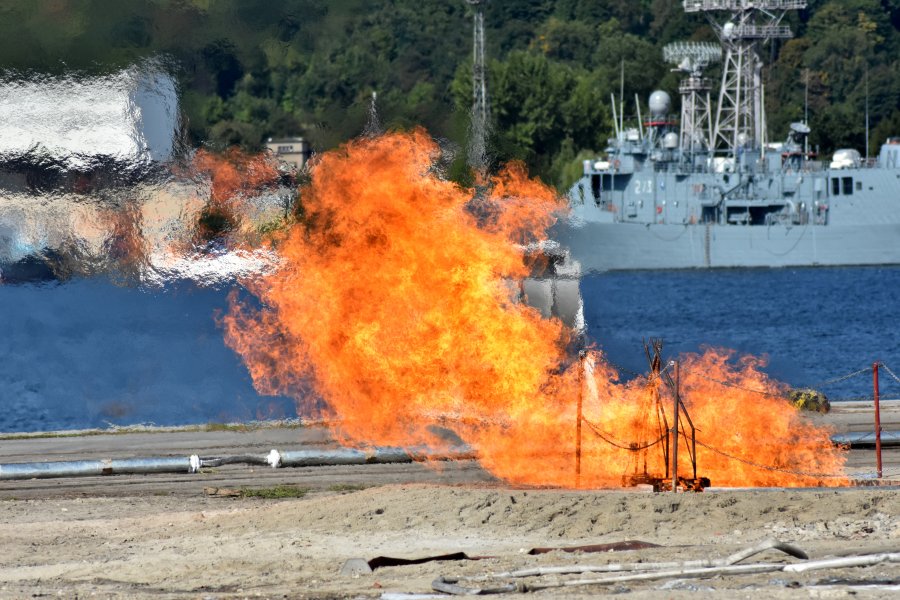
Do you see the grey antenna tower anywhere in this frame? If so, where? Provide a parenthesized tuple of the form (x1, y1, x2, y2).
(663, 41, 721, 154)
(684, 1, 806, 157)
(466, 0, 489, 175)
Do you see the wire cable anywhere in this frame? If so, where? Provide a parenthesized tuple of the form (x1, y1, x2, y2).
(582, 418, 666, 451)
(693, 439, 848, 480)
(880, 362, 900, 387)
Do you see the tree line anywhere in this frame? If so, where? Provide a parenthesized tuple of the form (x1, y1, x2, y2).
(1, 0, 898, 188)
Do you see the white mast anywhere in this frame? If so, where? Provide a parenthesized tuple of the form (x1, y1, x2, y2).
(684, 1, 807, 158)
(663, 41, 721, 154)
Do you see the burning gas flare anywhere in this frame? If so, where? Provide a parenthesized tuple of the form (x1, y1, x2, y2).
(223, 130, 846, 488)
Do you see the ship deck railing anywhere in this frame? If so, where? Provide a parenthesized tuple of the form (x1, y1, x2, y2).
(650, 161, 827, 175)
(599, 157, 885, 176)
(683, 0, 807, 12)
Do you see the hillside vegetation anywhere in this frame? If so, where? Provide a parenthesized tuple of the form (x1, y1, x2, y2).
(1, 0, 898, 188)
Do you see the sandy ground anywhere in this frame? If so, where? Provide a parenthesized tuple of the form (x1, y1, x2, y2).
(1, 403, 898, 599)
(0, 481, 898, 599)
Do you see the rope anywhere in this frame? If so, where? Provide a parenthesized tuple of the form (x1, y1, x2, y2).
(582, 418, 666, 451)
(694, 439, 848, 480)
(690, 371, 785, 397)
(837, 430, 875, 444)
(604, 354, 873, 398)
(801, 367, 872, 390)
(688, 366, 874, 398)
(829, 395, 874, 403)
(601, 359, 880, 404)
(880, 362, 900, 387)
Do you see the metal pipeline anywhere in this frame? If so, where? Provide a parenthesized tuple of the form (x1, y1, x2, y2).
(0, 446, 475, 481)
(0, 456, 197, 480)
(270, 445, 474, 468)
(832, 431, 900, 448)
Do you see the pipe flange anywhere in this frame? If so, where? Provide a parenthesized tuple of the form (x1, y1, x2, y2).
(189, 455, 201, 473)
(266, 449, 282, 469)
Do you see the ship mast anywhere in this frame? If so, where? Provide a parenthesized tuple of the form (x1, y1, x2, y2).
(663, 42, 721, 155)
(684, 1, 806, 158)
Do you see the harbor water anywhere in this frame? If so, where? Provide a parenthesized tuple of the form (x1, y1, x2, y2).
(2, 266, 899, 433)
(582, 266, 900, 402)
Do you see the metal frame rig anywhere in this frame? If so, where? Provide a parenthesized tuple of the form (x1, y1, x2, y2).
(623, 339, 710, 492)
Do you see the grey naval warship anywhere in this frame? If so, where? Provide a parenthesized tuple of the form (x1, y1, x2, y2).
(562, 0, 900, 272)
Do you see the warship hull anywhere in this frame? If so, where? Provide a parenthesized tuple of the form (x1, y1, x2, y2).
(557, 221, 900, 272)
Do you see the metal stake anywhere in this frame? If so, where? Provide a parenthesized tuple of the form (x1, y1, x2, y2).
(671, 361, 680, 493)
(874, 361, 882, 479)
(576, 351, 585, 488)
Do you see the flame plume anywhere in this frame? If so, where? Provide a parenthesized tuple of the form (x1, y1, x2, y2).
(223, 130, 846, 488)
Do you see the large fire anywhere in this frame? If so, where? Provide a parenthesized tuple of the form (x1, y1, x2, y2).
(222, 130, 846, 488)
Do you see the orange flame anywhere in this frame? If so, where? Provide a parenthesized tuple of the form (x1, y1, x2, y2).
(222, 130, 846, 488)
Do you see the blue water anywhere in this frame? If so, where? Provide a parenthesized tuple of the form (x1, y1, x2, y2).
(2, 267, 899, 433)
(582, 266, 900, 401)
(0, 280, 295, 433)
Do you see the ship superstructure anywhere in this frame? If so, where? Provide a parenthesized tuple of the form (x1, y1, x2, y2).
(563, 0, 900, 271)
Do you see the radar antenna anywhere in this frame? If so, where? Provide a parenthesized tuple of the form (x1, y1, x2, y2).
(466, 0, 489, 174)
(663, 41, 721, 154)
(683, 1, 807, 157)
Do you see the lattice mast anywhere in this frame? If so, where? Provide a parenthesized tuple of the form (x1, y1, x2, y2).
(466, 0, 489, 172)
(683, 1, 806, 157)
(663, 42, 721, 154)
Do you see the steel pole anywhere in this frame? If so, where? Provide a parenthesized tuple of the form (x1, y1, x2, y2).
(671, 361, 680, 493)
(874, 361, 882, 479)
(575, 351, 585, 488)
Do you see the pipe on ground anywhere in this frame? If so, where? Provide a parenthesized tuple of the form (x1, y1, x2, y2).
(783, 552, 900, 573)
(0, 446, 475, 481)
(0, 456, 198, 480)
(832, 431, 900, 448)
(493, 539, 807, 578)
(270, 446, 474, 468)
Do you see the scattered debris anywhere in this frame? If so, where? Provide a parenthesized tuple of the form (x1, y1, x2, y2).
(368, 552, 486, 570)
(203, 485, 308, 498)
(527, 540, 658, 555)
(341, 552, 492, 576)
(494, 539, 806, 579)
(340, 558, 373, 577)
(432, 577, 519, 596)
(380, 594, 447, 600)
(430, 540, 900, 595)
(203, 486, 242, 497)
(784, 552, 900, 573)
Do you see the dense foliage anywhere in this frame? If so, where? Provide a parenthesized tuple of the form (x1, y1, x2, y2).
(1, 0, 898, 188)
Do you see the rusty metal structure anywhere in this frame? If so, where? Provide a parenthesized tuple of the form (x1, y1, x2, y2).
(623, 340, 709, 492)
